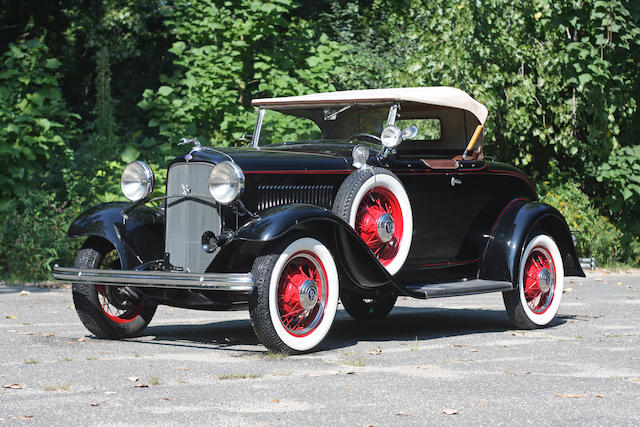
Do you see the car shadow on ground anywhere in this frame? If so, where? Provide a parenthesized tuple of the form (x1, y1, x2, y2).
(123, 306, 568, 354)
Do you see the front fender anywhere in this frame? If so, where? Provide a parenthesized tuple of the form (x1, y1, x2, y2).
(479, 200, 585, 283)
(68, 202, 164, 269)
(211, 204, 404, 294)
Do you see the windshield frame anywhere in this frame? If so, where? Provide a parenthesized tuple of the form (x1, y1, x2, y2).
(250, 104, 399, 149)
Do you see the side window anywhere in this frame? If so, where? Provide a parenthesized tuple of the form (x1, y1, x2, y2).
(395, 119, 441, 141)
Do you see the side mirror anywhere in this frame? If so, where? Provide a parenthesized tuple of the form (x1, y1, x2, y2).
(402, 125, 418, 140)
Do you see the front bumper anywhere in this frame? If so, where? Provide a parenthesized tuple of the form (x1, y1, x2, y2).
(53, 265, 253, 292)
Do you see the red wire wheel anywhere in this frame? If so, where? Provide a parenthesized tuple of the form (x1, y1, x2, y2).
(355, 186, 403, 266)
(96, 285, 143, 324)
(276, 251, 327, 337)
(72, 239, 156, 339)
(333, 167, 413, 275)
(522, 246, 556, 314)
(503, 234, 564, 329)
(249, 237, 340, 353)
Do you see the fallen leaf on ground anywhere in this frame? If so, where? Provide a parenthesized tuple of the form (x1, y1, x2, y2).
(474, 403, 485, 407)
(126, 377, 139, 382)
(272, 398, 280, 403)
(77, 337, 87, 342)
(553, 392, 587, 398)
(563, 287, 573, 293)
(90, 402, 100, 407)
(5, 315, 17, 319)
(20, 332, 34, 335)
(522, 371, 531, 375)
(449, 344, 463, 348)
(442, 409, 458, 415)
(3, 384, 25, 389)
(395, 412, 410, 416)
(596, 394, 605, 398)
(18, 290, 30, 296)
(172, 367, 188, 370)
(42, 333, 54, 337)
(10, 415, 34, 420)
(163, 397, 176, 401)
(594, 277, 602, 281)
(469, 349, 479, 353)
(134, 384, 149, 388)
(368, 348, 382, 355)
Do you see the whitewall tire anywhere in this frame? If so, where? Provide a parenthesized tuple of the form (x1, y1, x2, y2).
(333, 168, 413, 275)
(249, 237, 339, 353)
(503, 234, 564, 329)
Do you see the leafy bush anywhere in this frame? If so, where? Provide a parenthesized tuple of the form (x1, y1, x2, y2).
(0, 192, 83, 282)
(539, 181, 624, 266)
(0, 39, 78, 211)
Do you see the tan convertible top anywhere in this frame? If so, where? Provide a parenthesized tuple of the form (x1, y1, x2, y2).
(251, 86, 488, 125)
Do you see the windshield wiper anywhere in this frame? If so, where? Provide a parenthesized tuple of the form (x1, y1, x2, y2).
(323, 105, 351, 121)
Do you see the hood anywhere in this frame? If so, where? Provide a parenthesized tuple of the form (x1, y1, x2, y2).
(170, 143, 361, 172)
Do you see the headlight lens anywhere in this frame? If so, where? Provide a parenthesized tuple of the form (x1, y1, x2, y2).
(121, 161, 155, 202)
(208, 161, 245, 204)
(381, 125, 403, 148)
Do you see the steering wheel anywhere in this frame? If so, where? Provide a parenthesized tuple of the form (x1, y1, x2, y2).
(349, 133, 381, 143)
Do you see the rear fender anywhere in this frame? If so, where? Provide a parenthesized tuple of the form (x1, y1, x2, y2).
(68, 202, 164, 269)
(211, 204, 396, 293)
(479, 200, 585, 283)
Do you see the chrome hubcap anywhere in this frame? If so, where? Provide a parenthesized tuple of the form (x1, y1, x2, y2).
(298, 279, 319, 310)
(538, 268, 553, 293)
(376, 213, 395, 243)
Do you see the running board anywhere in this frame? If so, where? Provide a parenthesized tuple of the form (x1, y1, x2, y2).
(406, 279, 513, 299)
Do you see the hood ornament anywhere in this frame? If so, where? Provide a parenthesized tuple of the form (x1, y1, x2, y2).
(178, 138, 202, 162)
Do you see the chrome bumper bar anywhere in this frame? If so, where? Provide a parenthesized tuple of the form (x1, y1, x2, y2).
(53, 265, 253, 292)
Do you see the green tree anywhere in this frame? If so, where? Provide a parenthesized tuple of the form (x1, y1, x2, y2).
(138, 0, 349, 146)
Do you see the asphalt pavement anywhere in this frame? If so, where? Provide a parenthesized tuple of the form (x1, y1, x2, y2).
(1, 271, 639, 425)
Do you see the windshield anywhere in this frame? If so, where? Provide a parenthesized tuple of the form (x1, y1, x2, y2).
(254, 105, 390, 146)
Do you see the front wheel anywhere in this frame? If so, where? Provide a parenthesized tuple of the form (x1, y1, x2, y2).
(503, 234, 564, 329)
(72, 238, 156, 338)
(249, 237, 339, 354)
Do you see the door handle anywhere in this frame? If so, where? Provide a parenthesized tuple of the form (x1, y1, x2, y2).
(450, 177, 462, 187)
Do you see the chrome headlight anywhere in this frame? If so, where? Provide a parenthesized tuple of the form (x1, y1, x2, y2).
(208, 161, 245, 204)
(121, 161, 155, 202)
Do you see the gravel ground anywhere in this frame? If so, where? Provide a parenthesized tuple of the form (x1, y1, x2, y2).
(1, 271, 639, 426)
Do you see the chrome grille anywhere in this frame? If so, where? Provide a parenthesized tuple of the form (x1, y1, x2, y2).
(165, 163, 220, 273)
(257, 185, 334, 211)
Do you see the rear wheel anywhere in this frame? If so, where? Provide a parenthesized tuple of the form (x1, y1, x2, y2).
(341, 291, 397, 320)
(72, 239, 156, 338)
(503, 234, 564, 329)
(249, 237, 339, 353)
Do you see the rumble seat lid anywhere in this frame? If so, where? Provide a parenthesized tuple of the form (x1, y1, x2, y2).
(251, 87, 488, 125)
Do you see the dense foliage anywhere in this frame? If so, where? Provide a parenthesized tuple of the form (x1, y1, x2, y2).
(0, 0, 638, 280)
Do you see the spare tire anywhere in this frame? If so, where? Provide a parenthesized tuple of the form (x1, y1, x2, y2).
(333, 167, 413, 275)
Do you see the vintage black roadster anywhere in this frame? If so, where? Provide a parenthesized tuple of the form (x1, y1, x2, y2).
(54, 87, 585, 353)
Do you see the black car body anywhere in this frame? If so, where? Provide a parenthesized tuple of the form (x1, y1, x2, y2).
(54, 87, 584, 353)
